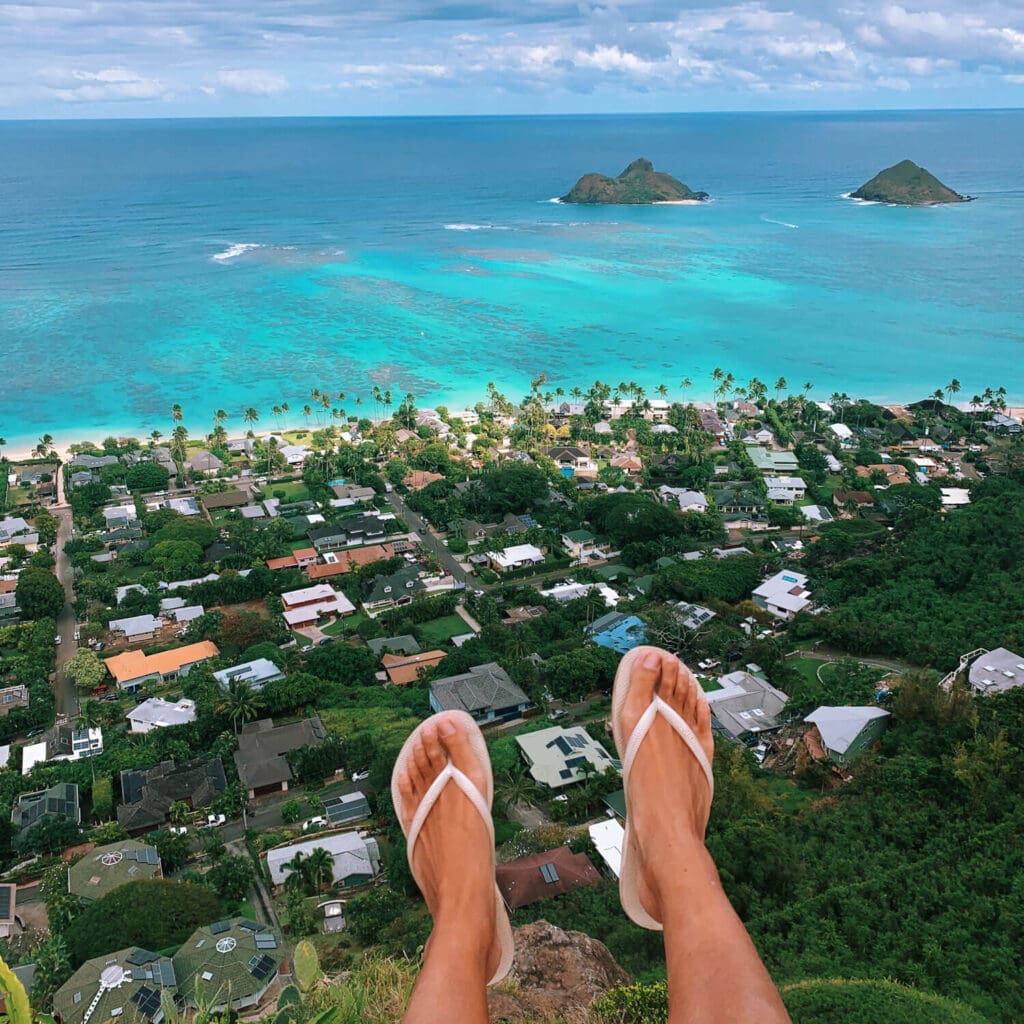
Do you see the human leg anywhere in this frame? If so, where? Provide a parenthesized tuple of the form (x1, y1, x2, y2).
(616, 648, 791, 1024)
(395, 714, 501, 1024)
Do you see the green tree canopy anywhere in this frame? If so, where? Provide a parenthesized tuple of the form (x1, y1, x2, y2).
(15, 568, 65, 620)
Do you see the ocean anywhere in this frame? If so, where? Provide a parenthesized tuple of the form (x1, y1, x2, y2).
(1, 110, 1022, 449)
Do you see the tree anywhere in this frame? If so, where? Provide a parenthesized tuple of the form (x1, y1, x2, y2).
(305, 846, 334, 892)
(65, 648, 106, 691)
(30, 934, 72, 1009)
(150, 828, 191, 874)
(15, 568, 65, 620)
(345, 887, 407, 944)
(280, 799, 304, 824)
(283, 850, 312, 894)
(148, 539, 203, 576)
(63, 879, 220, 966)
(217, 678, 262, 734)
(125, 463, 170, 491)
(205, 855, 255, 904)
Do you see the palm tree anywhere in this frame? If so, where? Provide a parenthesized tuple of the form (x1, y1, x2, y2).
(0, 437, 5, 462)
(774, 377, 788, 402)
(283, 850, 311, 894)
(171, 425, 189, 463)
(945, 378, 961, 405)
(171, 403, 183, 425)
(149, 429, 162, 448)
(305, 846, 333, 892)
(217, 679, 261, 734)
(34, 434, 54, 458)
(302, 404, 313, 428)
(213, 409, 228, 435)
(242, 407, 259, 433)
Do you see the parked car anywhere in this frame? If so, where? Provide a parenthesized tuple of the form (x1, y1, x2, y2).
(302, 816, 327, 832)
(73, 630, 81, 642)
(548, 709, 568, 722)
(169, 825, 188, 836)
(91, 684, 109, 695)
(101, 694, 118, 703)
(54, 635, 62, 645)
(351, 770, 370, 782)
(201, 813, 227, 828)
(24, 728, 44, 739)
(94, 642, 105, 652)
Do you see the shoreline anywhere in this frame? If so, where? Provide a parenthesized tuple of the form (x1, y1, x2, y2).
(4, 396, 1021, 466)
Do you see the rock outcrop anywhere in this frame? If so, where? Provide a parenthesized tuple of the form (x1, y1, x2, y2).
(850, 159, 971, 205)
(560, 158, 708, 204)
(488, 921, 632, 1023)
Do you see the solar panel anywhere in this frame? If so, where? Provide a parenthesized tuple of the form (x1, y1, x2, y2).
(249, 956, 275, 981)
(139, 848, 159, 865)
(237, 920, 260, 932)
(154, 961, 176, 987)
(210, 921, 230, 934)
(539, 863, 560, 884)
(130, 986, 162, 1020)
(0, 887, 12, 919)
(254, 934, 277, 950)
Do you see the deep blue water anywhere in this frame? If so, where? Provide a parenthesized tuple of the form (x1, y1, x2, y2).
(1, 111, 1022, 447)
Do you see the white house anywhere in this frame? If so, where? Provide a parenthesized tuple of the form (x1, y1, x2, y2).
(213, 658, 285, 691)
(108, 614, 163, 642)
(70, 727, 103, 759)
(940, 488, 971, 508)
(280, 584, 356, 628)
(752, 570, 812, 620)
(540, 581, 618, 607)
(829, 423, 854, 444)
(658, 486, 709, 513)
(127, 697, 198, 734)
(588, 818, 625, 878)
(765, 476, 807, 503)
(489, 544, 545, 572)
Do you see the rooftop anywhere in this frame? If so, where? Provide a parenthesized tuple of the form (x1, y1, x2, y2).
(105, 642, 220, 685)
(496, 847, 601, 910)
(516, 726, 618, 788)
(68, 840, 162, 901)
(234, 717, 326, 791)
(429, 663, 529, 717)
(53, 947, 177, 1024)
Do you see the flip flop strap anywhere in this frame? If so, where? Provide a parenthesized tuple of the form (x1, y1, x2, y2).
(406, 761, 493, 870)
(622, 695, 714, 801)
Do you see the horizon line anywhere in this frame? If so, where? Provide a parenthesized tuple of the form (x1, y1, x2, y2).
(1, 104, 1023, 124)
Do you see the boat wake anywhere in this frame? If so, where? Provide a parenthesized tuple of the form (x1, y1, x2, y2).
(761, 215, 798, 229)
(212, 242, 261, 261)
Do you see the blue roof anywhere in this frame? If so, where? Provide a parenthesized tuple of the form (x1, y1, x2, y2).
(589, 614, 647, 655)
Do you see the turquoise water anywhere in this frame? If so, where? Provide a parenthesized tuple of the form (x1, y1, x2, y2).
(1, 111, 1022, 448)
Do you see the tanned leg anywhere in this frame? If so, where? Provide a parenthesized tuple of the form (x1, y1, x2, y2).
(618, 649, 792, 1024)
(396, 714, 498, 1024)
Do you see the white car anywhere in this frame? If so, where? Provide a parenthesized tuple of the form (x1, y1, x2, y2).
(169, 825, 188, 836)
(201, 813, 226, 828)
(302, 816, 327, 832)
(54, 635, 62, 645)
(73, 630, 81, 642)
(351, 770, 370, 782)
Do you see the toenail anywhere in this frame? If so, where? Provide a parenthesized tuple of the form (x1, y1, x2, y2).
(643, 651, 660, 669)
(439, 718, 457, 737)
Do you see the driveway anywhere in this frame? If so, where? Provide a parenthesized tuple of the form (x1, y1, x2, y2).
(388, 491, 469, 583)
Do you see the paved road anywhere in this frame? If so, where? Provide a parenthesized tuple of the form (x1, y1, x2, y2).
(388, 491, 470, 584)
(51, 467, 80, 721)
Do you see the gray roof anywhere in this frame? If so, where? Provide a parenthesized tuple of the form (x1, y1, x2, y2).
(234, 717, 325, 790)
(322, 791, 371, 826)
(674, 601, 716, 630)
(213, 658, 284, 690)
(429, 663, 529, 718)
(118, 759, 225, 832)
(71, 454, 120, 469)
(705, 671, 789, 739)
(362, 565, 425, 605)
(266, 831, 379, 886)
(968, 648, 1024, 694)
(54, 947, 177, 1024)
(804, 706, 890, 756)
(13, 783, 81, 829)
(68, 839, 162, 900)
(109, 614, 162, 638)
(367, 635, 421, 656)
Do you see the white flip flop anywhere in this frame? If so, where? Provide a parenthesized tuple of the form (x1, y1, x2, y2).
(390, 710, 515, 985)
(611, 646, 715, 930)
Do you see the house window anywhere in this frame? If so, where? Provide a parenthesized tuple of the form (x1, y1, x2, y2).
(2, 695, 11, 704)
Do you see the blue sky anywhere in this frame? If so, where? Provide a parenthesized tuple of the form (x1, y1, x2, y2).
(2, 0, 1023, 117)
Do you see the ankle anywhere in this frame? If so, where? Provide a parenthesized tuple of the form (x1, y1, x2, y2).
(429, 914, 494, 972)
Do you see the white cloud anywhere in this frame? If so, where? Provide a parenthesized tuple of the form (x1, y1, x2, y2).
(39, 66, 170, 102)
(215, 68, 288, 94)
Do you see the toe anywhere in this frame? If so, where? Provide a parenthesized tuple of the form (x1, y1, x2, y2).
(412, 733, 432, 781)
(439, 713, 489, 796)
(625, 648, 665, 717)
(696, 697, 714, 761)
(680, 662, 698, 722)
(421, 719, 446, 772)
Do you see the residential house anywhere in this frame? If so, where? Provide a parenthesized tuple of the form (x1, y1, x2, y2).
(368, 635, 421, 657)
(546, 446, 596, 473)
(588, 611, 647, 654)
(234, 717, 326, 798)
(54, 947, 177, 1024)
(705, 670, 790, 742)
(322, 791, 372, 826)
(115, 583, 150, 604)
(708, 483, 764, 515)
(382, 649, 447, 686)
(428, 663, 530, 724)
(362, 565, 427, 614)
(764, 476, 807, 503)
(745, 446, 800, 475)
(855, 463, 911, 487)
(309, 514, 387, 552)
(0, 685, 29, 716)
(828, 423, 854, 444)
(752, 570, 812, 621)
(280, 584, 355, 628)
(540, 580, 618, 607)
(126, 697, 198, 734)
(278, 444, 308, 465)
(658, 486, 709, 513)
(0, 517, 33, 543)
(117, 759, 226, 834)
(496, 847, 601, 910)
(108, 614, 163, 643)
(213, 658, 285, 691)
(330, 482, 377, 504)
(11, 783, 80, 831)
(187, 450, 224, 474)
(698, 409, 727, 442)
(201, 490, 249, 515)
(674, 602, 716, 630)
(833, 490, 875, 510)
(588, 818, 625, 878)
(104, 642, 220, 692)
(561, 529, 609, 564)
(69, 727, 103, 759)
(265, 546, 319, 571)
(804, 706, 890, 764)
(70, 453, 120, 470)
(266, 833, 380, 891)
(102, 503, 138, 526)
(489, 543, 545, 573)
(403, 470, 445, 491)
(0, 578, 18, 616)
(967, 648, 1024, 694)
(516, 726, 619, 788)
(800, 504, 834, 524)
(68, 840, 162, 901)
(940, 488, 971, 508)
(306, 543, 396, 580)
(173, 920, 281, 1013)
(610, 453, 643, 476)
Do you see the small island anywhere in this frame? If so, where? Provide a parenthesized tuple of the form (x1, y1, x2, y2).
(850, 159, 971, 206)
(560, 158, 709, 204)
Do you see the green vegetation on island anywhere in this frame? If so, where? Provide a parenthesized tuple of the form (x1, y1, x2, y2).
(561, 158, 709, 204)
(850, 159, 970, 205)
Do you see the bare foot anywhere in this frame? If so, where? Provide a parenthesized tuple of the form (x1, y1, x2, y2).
(617, 648, 715, 921)
(395, 713, 498, 977)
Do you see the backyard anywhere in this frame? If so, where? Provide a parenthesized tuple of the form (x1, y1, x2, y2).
(416, 615, 471, 647)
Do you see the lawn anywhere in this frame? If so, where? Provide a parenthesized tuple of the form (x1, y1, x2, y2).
(699, 677, 723, 693)
(267, 481, 310, 502)
(758, 774, 816, 814)
(322, 611, 367, 637)
(789, 656, 824, 688)
(0, 469, 7, 512)
(416, 615, 471, 647)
